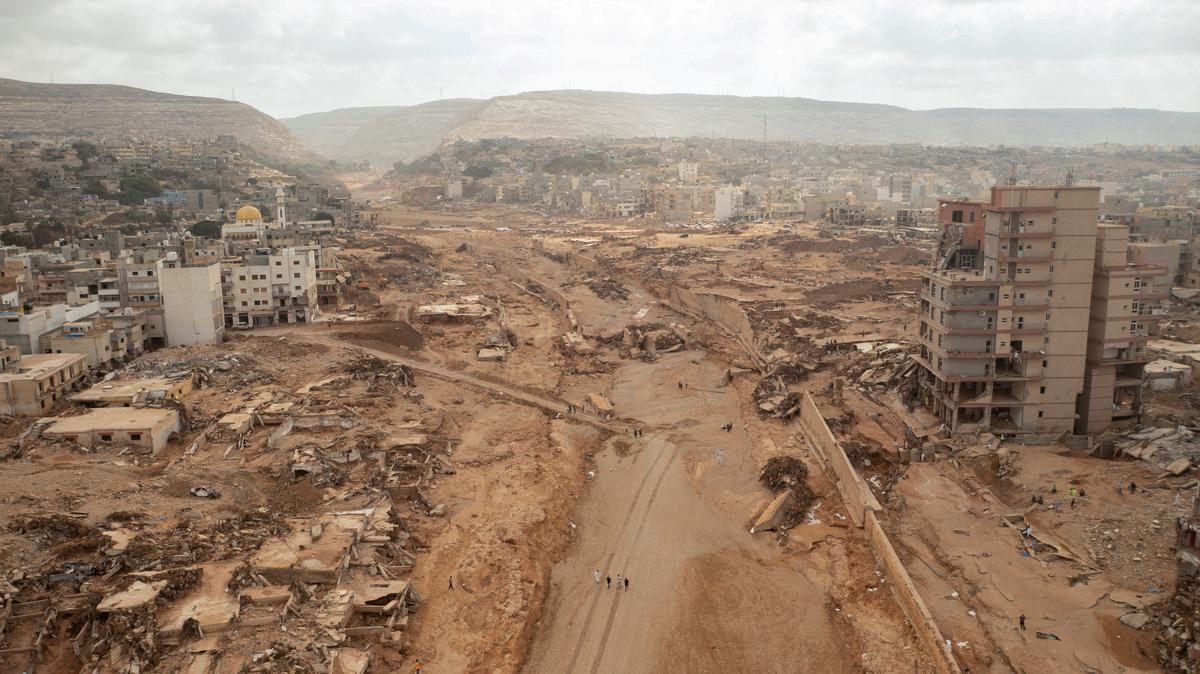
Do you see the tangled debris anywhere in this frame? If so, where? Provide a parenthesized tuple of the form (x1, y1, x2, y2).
(343, 352, 416, 392)
(759, 456, 816, 528)
(587, 276, 631, 301)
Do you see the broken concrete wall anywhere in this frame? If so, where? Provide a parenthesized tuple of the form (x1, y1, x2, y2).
(667, 286, 764, 368)
(561, 251, 603, 274)
(795, 392, 881, 526)
(864, 511, 962, 674)
(266, 417, 294, 449)
(492, 260, 574, 324)
(533, 238, 605, 274)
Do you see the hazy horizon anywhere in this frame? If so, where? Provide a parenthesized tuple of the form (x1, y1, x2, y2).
(2, 0, 1198, 119)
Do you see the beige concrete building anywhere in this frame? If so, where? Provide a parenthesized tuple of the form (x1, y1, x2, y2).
(160, 257, 224, 346)
(44, 320, 127, 370)
(915, 185, 1101, 435)
(1128, 241, 1183, 287)
(72, 377, 194, 407)
(43, 407, 181, 451)
(221, 247, 319, 328)
(0, 352, 88, 416)
(1076, 224, 1166, 433)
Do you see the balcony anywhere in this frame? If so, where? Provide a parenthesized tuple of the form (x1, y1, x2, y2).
(1103, 349, 1151, 365)
(999, 227, 1054, 239)
(920, 290, 999, 312)
(1003, 299, 1050, 310)
(944, 349, 1000, 359)
(1114, 375, 1142, 389)
(999, 251, 1052, 263)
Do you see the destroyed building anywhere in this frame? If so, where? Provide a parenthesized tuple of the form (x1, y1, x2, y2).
(42, 406, 181, 451)
(915, 185, 1166, 435)
(0, 350, 87, 415)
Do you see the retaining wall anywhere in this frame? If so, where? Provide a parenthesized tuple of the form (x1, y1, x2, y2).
(865, 511, 961, 674)
(666, 286, 765, 368)
(797, 391, 959, 674)
(491, 259, 578, 330)
(795, 392, 881, 526)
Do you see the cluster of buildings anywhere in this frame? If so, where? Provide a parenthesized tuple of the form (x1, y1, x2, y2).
(0, 135, 353, 230)
(0, 185, 349, 419)
(913, 184, 1200, 436)
(416, 138, 1200, 229)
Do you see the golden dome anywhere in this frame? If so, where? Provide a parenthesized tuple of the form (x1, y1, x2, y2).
(235, 205, 262, 221)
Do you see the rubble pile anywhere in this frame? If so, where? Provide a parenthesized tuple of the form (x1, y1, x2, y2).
(838, 343, 919, 405)
(1115, 425, 1200, 476)
(603, 322, 687, 361)
(752, 342, 819, 419)
(129, 351, 274, 390)
(758, 456, 816, 529)
(586, 275, 631, 301)
(1152, 578, 1200, 671)
(0, 496, 421, 672)
(342, 352, 416, 392)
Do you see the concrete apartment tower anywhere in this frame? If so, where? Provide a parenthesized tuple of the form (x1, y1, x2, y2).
(1076, 223, 1166, 432)
(915, 185, 1102, 434)
(160, 254, 224, 346)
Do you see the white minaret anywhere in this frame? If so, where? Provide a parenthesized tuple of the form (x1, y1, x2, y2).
(275, 185, 286, 225)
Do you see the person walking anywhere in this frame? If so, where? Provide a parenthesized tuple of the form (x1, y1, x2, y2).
(594, 569, 602, 585)
(1130, 481, 1138, 494)
(1019, 614, 1026, 631)
(616, 573, 622, 590)
(606, 575, 611, 590)
(448, 576, 454, 591)
(624, 576, 629, 591)
(1118, 480, 1124, 495)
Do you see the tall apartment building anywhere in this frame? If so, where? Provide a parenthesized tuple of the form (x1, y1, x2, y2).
(160, 257, 224, 346)
(221, 247, 318, 328)
(915, 185, 1108, 435)
(1077, 224, 1166, 432)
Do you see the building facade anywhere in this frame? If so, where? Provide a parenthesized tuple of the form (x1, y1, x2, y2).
(160, 258, 224, 346)
(915, 186, 1105, 434)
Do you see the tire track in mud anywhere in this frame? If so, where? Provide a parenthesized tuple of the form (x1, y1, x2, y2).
(587, 441, 680, 674)
(564, 438, 675, 672)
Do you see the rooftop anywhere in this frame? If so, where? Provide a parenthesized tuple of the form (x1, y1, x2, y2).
(44, 407, 178, 434)
(0, 352, 86, 380)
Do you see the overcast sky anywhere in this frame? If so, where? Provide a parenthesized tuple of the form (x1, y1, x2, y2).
(2, 0, 1197, 119)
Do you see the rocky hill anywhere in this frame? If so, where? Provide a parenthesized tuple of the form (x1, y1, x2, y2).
(0, 78, 321, 167)
(284, 90, 1200, 168)
(283, 99, 487, 170)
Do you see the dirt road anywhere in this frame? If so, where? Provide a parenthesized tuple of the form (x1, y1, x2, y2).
(264, 327, 618, 431)
(524, 353, 854, 674)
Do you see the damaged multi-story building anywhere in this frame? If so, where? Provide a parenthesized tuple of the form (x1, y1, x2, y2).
(915, 185, 1165, 436)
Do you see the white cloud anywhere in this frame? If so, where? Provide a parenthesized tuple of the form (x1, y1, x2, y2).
(0, 0, 1196, 117)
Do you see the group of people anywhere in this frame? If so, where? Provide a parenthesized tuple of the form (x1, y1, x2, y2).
(719, 422, 733, 432)
(625, 426, 644, 437)
(594, 568, 630, 591)
(1033, 484, 1089, 508)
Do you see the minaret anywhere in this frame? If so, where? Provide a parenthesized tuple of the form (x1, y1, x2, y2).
(275, 185, 286, 225)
